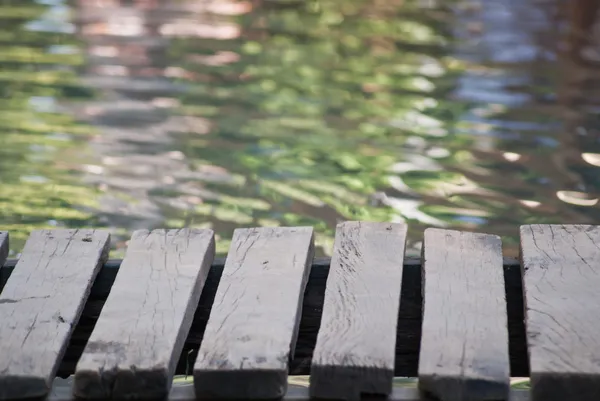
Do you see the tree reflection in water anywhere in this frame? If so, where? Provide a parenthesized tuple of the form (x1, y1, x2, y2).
(1, 0, 599, 257)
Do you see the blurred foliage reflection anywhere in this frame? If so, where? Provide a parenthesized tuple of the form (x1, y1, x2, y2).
(1, 0, 600, 257)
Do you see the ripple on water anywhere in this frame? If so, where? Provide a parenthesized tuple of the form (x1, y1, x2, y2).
(1, 0, 600, 257)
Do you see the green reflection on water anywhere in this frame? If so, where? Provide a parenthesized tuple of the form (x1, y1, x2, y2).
(1, 0, 599, 257)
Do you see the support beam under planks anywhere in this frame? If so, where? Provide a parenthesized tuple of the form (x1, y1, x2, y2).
(73, 229, 216, 400)
(194, 226, 314, 399)
(418, 228, 510, 401)
(0, 232, 8, 293)
(521, 224, 600, 401)
(0, 232, 7, 266)
(48, 377, 532, 401)
(0, 229, 110, 400)
(310, 222, 407, 400)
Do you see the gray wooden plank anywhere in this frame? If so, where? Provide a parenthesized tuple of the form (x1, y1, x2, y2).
(73, 229, 215, 400)
(0, 229, 110, 400)
(49, 377, 532, 401)
(520, 224, 600, 401)
(194, 226, 314, 399)
(418, 228, 510, 401)
(310, 222, 407, 400)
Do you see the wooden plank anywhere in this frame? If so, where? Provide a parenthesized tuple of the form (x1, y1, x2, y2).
(418, 228, 510, 401)
(194, 226, 314, 399)
(520, 224, 600, 401)
(310, 222, 407, 400)
(0, 229, 110, 400)
(73, 229, 215, 400)
(48, 377, 532, 401)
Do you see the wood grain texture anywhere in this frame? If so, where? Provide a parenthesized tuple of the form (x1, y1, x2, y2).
(520, 224, 600, 401)
(310, 222, 407, 400)
(0, 229, 110, 400)
(73, 229, 215, 400)
(419, 228, 510, 401)
(194, 227, 314, 400)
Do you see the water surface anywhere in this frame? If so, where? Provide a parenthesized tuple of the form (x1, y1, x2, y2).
(1, 0, 600, 257)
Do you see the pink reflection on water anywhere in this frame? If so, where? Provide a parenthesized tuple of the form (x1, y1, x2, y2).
(187, 51, 241, 66)
(160, 21, 241, 39)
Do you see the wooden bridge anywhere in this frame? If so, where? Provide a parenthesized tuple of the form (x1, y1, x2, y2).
(0, 222, 597, 401)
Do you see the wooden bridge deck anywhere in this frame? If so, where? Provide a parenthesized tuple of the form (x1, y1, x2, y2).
(0, 223, 598, 401)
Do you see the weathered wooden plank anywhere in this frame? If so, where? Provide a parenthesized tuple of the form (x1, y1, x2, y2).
(418, 228, 510, 401)
(310, 222, 407, 400)
(0, 229, 110, 400)
(520, 224, 600, 401)
(194, 227, 314, 399)
(73, 229, 215, 400)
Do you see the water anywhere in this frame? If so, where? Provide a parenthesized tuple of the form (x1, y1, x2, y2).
(1, 0, 599, 258)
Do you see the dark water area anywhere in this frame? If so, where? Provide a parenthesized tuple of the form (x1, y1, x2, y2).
(1, 0, 600, 258)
